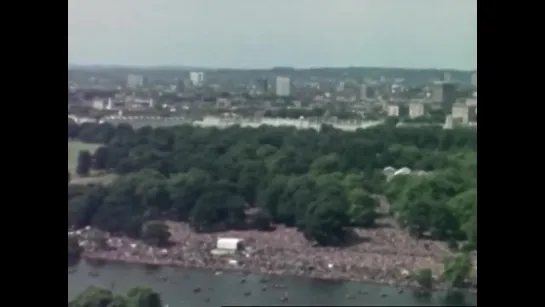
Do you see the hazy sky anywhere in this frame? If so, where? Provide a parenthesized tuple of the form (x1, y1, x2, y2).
(68, 0, 476, 70)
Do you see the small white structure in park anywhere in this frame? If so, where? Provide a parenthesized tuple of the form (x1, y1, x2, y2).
(383, 166, 396, 178)
(384, 166, 430, 182)
(210, 237, 244, 256)
(394, 167, 412, 176)
(217, 237, 244, 251)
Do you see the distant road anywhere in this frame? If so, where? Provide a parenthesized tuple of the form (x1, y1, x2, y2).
(69, 115, 384, 131)
(192, 117, 383, 131)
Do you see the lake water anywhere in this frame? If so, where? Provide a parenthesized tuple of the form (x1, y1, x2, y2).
(68, 261, 476, 306)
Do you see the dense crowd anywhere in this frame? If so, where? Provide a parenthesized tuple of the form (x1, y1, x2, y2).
(73, 220, 449, 286)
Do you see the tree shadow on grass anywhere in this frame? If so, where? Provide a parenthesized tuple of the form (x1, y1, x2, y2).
(340, 229, 371, 248)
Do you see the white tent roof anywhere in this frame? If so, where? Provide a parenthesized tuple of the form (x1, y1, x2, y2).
(216, 237, 243, 251)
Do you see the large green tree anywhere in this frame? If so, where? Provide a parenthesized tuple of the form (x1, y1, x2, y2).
(69, 286, 163, 307)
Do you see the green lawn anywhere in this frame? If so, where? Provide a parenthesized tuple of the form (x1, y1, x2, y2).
(68, 141, 101, 175)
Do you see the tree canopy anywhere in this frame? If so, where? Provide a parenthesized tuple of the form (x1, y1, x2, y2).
(69, 286, 162, 307)
(68, 122, 476, 248)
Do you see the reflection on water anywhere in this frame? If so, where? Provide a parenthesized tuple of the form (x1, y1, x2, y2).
(68, 261, 476, 306)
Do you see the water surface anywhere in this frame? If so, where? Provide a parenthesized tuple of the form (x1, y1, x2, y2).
(68, 261, 476, 306)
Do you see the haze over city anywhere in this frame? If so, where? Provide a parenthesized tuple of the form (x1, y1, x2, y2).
(68, 0, 477, 70)
(69, 2, 477, 306)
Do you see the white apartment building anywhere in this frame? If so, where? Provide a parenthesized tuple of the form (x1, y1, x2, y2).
(471, 71, 477, 87)
(127, 74, 146, 88)
(451, 102, 469, 124)
(92, 99, 106, 110)
(190, 72, 205, 87)
(275, 77, 291, 97)
(387, 105, 400, 117)
(409, 102, 425, 118)
(465, 98, 477, 107)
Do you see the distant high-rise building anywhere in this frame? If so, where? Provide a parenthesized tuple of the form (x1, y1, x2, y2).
(189, 72, 205, 87)
(360, 84, 368, 99)
(183, 78, 193, 90)
(431, 82, 457, 105)
(106, 98, 113, 110)
(173, 78, 185, 92)
(443, 72, 452, 82)
(257, 78, 269, 94)
(275, 77, 291, 97)
(127, 74, 146, 88)
(444, 114, 453, 129)
(471, 71, 477, 87)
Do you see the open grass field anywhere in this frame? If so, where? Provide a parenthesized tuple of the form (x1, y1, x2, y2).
(69, 174, 118, 185)
(68, 140, 118, 185)
(68, 140, 119, 185)
(68, 141, 101, 174)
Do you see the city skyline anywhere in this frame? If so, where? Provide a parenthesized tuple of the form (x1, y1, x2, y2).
(69, 0, 477, 70)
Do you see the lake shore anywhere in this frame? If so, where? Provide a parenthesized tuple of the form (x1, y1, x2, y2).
(69, 261, 478, 307)
(71, 220, 476, 292)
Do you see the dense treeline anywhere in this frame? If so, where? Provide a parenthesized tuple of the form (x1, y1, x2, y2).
(69, 286, 162, 307)
(386, 153, 477, 249)
(68, 121, 476, 247)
